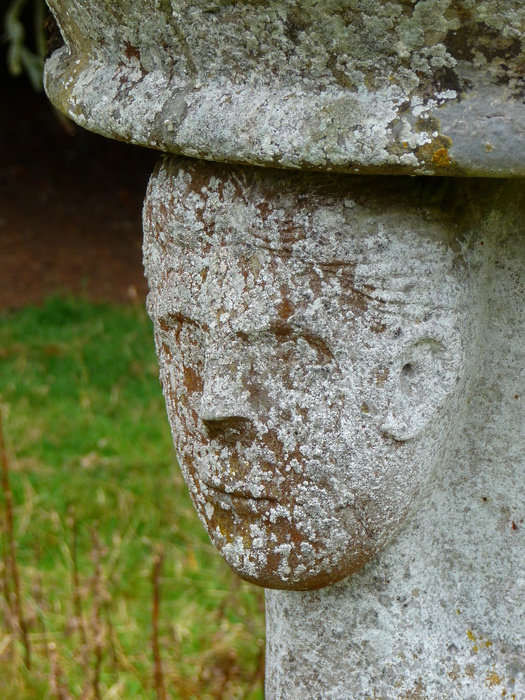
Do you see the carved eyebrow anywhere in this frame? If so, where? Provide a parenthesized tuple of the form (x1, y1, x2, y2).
(234, 320, 295, 340)
(156, 311, 207, 335)
(267, 321, 296, 340)
(238, 321, 334, 361)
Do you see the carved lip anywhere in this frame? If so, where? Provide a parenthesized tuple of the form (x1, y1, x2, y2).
(206, 484, 277, 515)
(203, 482, 278, 505)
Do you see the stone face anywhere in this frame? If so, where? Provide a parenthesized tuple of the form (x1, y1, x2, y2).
(143, 156, 478, 590)
(44, 0, 525, 176)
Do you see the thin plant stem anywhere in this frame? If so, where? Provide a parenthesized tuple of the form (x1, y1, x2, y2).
(89, 529, 104, 700)
(49, 642, 71, 700)
(0, 410, 31, 669)
(69, 507, 88, 653)
(152, 546, 167, 700)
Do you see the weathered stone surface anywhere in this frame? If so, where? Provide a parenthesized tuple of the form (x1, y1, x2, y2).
(144, 159, 525, 697)
(44, 0, 525, 176)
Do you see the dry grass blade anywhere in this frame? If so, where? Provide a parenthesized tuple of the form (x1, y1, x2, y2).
(48, 641, 72, 700)
(152, 546, 167, 700)
(85, 528, 106, 700)
(67, 507, 88, 663)
(0, 409, 31, 669)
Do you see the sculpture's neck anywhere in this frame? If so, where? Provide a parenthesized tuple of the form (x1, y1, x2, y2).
(265, 210, 525, 699)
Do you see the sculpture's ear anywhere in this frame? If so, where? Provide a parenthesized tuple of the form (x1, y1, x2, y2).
(380, 337, 462, 442)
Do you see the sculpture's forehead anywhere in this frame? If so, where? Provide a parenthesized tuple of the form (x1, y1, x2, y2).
(158, 195, 450, 267)
(155, 240, 354, 316)
(145, 162, 465, 314)
(149, 239, 464, 344)
(151, 162, 459, 261)
(152, 216, 461, 315)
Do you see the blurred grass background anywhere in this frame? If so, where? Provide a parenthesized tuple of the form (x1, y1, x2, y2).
(0, 297, 265, 699)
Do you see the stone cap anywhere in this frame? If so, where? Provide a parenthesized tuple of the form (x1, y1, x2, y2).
(44, 0, 525, 177)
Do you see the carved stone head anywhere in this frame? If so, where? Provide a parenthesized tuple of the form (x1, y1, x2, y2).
(143, 157, 472, 590)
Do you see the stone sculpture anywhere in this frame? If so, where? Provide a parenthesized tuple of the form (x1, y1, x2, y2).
(143, 158, 525, 698)
(43, 0, 525, 696)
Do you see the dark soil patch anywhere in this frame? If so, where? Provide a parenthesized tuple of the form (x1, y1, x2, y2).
(0, 69, 159, 310)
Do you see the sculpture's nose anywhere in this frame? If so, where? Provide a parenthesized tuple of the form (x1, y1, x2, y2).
(199, 343, 256, 440)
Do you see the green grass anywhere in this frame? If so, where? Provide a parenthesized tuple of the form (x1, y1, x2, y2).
(0, 297, 265, 699)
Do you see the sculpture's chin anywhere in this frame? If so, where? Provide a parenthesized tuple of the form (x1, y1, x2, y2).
(216, 535, 377, 591)
(196, 487, 384, 590)
(227, 562, 367, 591)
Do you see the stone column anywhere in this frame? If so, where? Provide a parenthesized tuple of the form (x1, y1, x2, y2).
(43, 2, 525, 697)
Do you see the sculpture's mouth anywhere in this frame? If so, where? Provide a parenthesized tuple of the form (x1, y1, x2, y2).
(203, 483, 278, 515)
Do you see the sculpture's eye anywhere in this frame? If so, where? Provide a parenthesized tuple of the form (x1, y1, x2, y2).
(157, 312, 207, 339)
(157, 312, 183, 338)
(266, 322, 334, 369)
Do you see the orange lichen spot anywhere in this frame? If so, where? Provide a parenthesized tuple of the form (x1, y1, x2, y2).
(486, 670, 503, 687)
(485, 640, 493, 648)
(370, 321, 387, 334)
(456, 608, 461, 614)
(473, 645, 479, 654)
(432, 147, 452, 167)
(467, 629, 476, 642)
(403, 141, 408, 148)
(184, 365, 203, 394)
(402, 678, 427, 698)
(278, 295, 294, 321)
